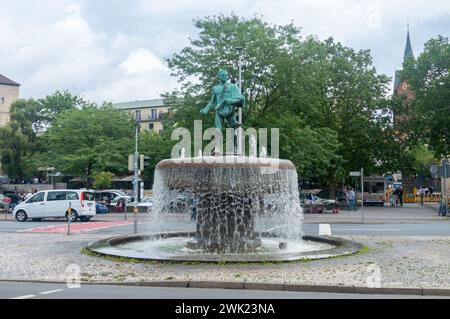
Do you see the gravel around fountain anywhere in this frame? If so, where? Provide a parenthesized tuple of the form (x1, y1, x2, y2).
(1, 233, 450, 289)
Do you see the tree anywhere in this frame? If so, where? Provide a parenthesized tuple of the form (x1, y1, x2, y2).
(0, 99, 39, 180)
(402, 36, 450, 157)
(165, 14, 392, 195)
(36, 90, 95, 131)
(93, 171, 114, 190)
(37, 104, 135, 184)
(0, 91, 97, 180)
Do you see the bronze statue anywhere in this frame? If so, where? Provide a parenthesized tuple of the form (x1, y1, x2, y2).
(200, 69, 245, 130)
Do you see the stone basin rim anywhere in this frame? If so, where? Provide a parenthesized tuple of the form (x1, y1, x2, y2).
(156, 157, 296, 170)
(86, 232, 364, 263)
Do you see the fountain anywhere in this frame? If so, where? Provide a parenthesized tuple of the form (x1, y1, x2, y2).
(87, 68, 362, 263)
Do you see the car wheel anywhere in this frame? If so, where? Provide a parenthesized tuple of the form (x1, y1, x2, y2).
(66, 210, 78, 222)
(80, 217, 91, 222)
(15, 210, 28, 222)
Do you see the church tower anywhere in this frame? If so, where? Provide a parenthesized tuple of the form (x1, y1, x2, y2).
(393, 24, 415, 126)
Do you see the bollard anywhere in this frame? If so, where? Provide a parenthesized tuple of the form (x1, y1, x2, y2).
(67, 202, 71, 235)
(133, 206, 138, 234)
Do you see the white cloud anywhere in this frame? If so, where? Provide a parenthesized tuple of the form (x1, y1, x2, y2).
(1, 0, 449, 103)
(83, 49, 178, 103)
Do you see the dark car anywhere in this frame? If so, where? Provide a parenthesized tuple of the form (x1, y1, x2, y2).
(95, 203, 109, 214)
(318, 189, 347, 208)
(299, 192, 325, 214)
(94, 190, 128, 212)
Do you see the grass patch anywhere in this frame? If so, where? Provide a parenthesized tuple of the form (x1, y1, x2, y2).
(80, 245, 370, 266)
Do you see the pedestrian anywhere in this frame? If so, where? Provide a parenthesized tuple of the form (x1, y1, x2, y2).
(2, 195, 11, 216)
(391, 188, 397, 207)
(348, 188, 356, 211)
(398, 188, 404, 207)
(191, 191, 199, 221)
(115, 198, 122, 213)
(419, 186, 426, 206)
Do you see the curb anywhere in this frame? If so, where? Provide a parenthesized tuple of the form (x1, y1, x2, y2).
(1, 279, 450, 296)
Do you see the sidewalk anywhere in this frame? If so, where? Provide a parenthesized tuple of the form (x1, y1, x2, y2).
(303, 203, 447, 224)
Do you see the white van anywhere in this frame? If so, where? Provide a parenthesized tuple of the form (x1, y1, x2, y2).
(13, 189, 96, 222)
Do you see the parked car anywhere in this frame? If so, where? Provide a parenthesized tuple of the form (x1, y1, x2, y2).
(94, 190, 128, 212)
(13, 189, 96, 222)
(95, 203, 109, 214)
(110, 196, 153, 213)
(299, 192, 325, 213)
(140, 197, 153, 210)
(318, 189, 346, 206)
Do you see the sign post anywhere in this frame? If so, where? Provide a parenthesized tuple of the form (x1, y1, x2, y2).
(361, 168, 364, 224)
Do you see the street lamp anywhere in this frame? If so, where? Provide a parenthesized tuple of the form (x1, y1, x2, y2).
(236, 46, 243, 155)
(133, 120, 140, 234)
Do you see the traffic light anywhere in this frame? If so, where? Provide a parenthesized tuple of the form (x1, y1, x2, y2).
(144, 156, 150, 168)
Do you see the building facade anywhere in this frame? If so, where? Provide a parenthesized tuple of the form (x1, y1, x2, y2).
(0, 74, 20, 127)
(112, 99, 170, 133)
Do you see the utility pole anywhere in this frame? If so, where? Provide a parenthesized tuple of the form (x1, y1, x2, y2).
(133, 121, 139, 234)
(85, 167, 88, 189)
(236, 47, 243, 155)
(361, 167, 365, 224)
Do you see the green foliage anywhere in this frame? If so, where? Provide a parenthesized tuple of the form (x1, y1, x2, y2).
(402, 36, 450, 157)
(166, 14, 392, 192)
(138, 130, 176, 185)
(37, 104, 135, 181)
(93, 171, 114, 190)
(0, 99, 40, 180)
(0, 91, 97, 180)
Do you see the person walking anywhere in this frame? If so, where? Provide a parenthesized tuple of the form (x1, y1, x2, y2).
(398, 188, 404, 207)
(392, 188, 399, 207)
(419, 186, 426, 206)
(348, 188, 356, 211)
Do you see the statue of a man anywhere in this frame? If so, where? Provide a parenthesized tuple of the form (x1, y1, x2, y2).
(200, 69, 245, 130)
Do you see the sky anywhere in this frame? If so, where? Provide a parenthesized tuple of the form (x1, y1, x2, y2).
(1, 0, 450, 104)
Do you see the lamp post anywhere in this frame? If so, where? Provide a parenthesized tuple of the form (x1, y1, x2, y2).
(133, 120, 140, 234)
(236, 46, 243, 155)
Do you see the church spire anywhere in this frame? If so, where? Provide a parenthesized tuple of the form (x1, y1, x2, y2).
(404, 21, 414, 61)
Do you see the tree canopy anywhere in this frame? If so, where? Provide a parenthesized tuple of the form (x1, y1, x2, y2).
(402, 36, 450, 157)
(166, 14, 392, 193)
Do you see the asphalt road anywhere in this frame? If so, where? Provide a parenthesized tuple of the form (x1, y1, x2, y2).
(1, 281, 447, 299)
(1, 219, 450, 236)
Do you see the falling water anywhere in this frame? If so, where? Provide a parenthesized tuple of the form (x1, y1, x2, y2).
(150, 156, 304, 254)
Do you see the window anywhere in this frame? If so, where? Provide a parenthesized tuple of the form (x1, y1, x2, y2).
(28, 192, 45, 203)
(135, 110, 141, 121)
(0, 97, 5, 104)
(83, 192, 95, 201)
(148, 123, 154, 130)
(151, 109, 157, 120)
(47, 191, 79, 201)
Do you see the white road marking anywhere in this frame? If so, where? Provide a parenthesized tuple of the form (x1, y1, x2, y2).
(319, 224, 332, 236)
(11, 294, 36, 299)
(339, 229, 401, 231)
(39, 289, 63, 295)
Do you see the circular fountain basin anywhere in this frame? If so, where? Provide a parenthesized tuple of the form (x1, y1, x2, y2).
(87, 232, 363, 263)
